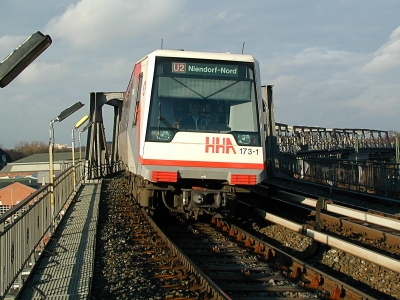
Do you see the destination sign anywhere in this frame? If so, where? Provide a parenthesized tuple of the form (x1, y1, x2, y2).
(172, 62, 238, 77)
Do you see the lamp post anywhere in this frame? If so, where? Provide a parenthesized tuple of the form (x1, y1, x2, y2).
(71, 115, 90, 190)
(49, 101, 84, 231)
(10, 188, 14, 209)
(396, 133, 399, 164)
(79, 121, 93, 181)
(0, 31, 52, 88)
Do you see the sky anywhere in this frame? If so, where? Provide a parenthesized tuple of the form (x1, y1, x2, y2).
(1, 0, 400, 149)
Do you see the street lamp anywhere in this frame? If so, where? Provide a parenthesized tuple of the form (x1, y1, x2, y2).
(79, 120, 93, 180)
(49, 101, 84, 230)
(10, 188, 14, 209)
(71, 115, 90, 189)
(0, 31, 52, 88)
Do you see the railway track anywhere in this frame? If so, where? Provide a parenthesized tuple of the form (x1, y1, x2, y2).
(250, 182, 400, 266)
(242, 180, 400, 298)
(91, 174, 225, 299)
(91, 173, 386, 299)
(160, 217, 372, 299)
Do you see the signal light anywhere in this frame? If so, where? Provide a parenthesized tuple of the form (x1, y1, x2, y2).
(230, 174, 257, 185)
(0, 31, 52, 88)
(151, 171, 178, 182)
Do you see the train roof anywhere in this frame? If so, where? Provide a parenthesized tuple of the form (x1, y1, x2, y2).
(139, 49, 258, 64)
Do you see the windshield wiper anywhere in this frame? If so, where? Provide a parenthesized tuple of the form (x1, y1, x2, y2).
(158, 116, 177, 133)
(170, 76, 242, 100)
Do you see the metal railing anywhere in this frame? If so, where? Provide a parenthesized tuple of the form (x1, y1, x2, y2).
(277, 153, 400, 199)
(275, 123, 395, 154)
(86, 159, 125, 179)
(0, 160, 85, 298)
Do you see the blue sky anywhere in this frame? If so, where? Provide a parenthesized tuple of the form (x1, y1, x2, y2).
(1, 0, 400, 148)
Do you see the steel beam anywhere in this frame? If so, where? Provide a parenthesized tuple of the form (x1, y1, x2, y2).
(86, 92, 124, 179)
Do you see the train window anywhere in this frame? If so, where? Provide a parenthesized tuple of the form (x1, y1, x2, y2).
(132, 73, 143, 126)
(158, 77, 251, 101)
(146, 58, 260, 142)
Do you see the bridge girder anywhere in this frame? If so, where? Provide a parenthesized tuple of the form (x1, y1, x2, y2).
(275, 123, 394, 160)
(86, 92, 124, 179)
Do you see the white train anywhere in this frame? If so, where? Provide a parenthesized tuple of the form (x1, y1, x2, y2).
(119, 49, 266, 219)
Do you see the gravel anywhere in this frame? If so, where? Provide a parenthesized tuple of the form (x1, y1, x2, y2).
(91, 174, 199, 300)
(91, 172, 400, 299)
(251, 177, 400, 299)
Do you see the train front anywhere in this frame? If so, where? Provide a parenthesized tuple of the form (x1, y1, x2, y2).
(142, 50, 266, 219)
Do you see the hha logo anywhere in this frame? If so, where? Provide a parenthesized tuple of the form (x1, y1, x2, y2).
(205, 137, 236, 154)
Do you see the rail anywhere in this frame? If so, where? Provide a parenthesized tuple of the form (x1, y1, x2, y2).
(0, 160, 86, 298)
(277, 153, 400, 199)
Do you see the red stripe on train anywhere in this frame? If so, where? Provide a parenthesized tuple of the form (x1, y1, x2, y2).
(139, 157, 265, 170)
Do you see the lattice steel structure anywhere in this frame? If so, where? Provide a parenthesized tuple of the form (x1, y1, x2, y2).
(86, 92, 125, 179)
(275, 123, 393, 157)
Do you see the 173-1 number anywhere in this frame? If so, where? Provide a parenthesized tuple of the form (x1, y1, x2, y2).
(239, 148, 259, 155)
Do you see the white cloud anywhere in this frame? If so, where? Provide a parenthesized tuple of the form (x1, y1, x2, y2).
(16, 62, 70, 84)
(362, 26, 400, 73)
(348, 85, 400, 117)
(294, 47, 350, 64)
(44, 0, 185, 50)
(82, 57, 130, 82)
(264, 44, 398, 129)
(217, 11, 242, 22)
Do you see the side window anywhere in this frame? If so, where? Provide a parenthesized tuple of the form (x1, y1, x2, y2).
(132, 73, 143, 126)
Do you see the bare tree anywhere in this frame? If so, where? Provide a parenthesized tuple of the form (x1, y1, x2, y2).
(4, 141, 48, 161)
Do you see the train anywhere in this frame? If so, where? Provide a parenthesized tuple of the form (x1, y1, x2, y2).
(118, 49, 266, 219)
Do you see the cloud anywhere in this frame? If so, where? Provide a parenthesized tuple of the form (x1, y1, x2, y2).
(217, 11, 242, 22)
(261, 46, 366, 88)
(347, 84, 400, 117)
(44, 0, 185, 50)
(16, 61, 71, 84)
(362, 26, 400, 73)
(263, 45, 394, 128)
(293, 47, 350, 65)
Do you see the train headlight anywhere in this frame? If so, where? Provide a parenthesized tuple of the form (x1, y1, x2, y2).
(231, 132, 260, 146)
(148, 129, 174, 142)
(237, 134, 251, 144)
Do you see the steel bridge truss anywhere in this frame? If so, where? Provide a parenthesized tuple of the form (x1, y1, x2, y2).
(275, 123, 393, 156)
(86, 92, 125, 179)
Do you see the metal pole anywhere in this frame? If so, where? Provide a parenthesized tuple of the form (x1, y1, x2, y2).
(10, 189, 13, 207)
(79, 131, 82, 164)
(49, 121, 55, 232)
(79, 121, 92, 182)
(354, 133, 359, 162)
(79, 130, 82, 181)
(395, 133, 400, 194)
(71, 127, 76, 191)
(73, 115, 90, 185)
(396, 133, 399, 164)
(48, 102, 85, 231)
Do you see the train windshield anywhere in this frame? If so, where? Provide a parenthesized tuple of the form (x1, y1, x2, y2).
(147, 58, 260, 144)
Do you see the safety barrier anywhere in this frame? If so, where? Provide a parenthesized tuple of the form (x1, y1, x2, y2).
(86, 159, 125, 179)
(278, 153, 400, 199)
(0, 161, 85, 298)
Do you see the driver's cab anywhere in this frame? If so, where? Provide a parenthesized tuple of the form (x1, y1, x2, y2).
(146, 56, 261, 146)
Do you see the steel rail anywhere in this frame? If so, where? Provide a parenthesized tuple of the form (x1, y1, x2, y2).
(274, 189, 400, 231)
(250, 205, 400, 273)
(264, 192, 400, 247)
(145, 211, 232, 300)
(162, 215, 375, 299)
